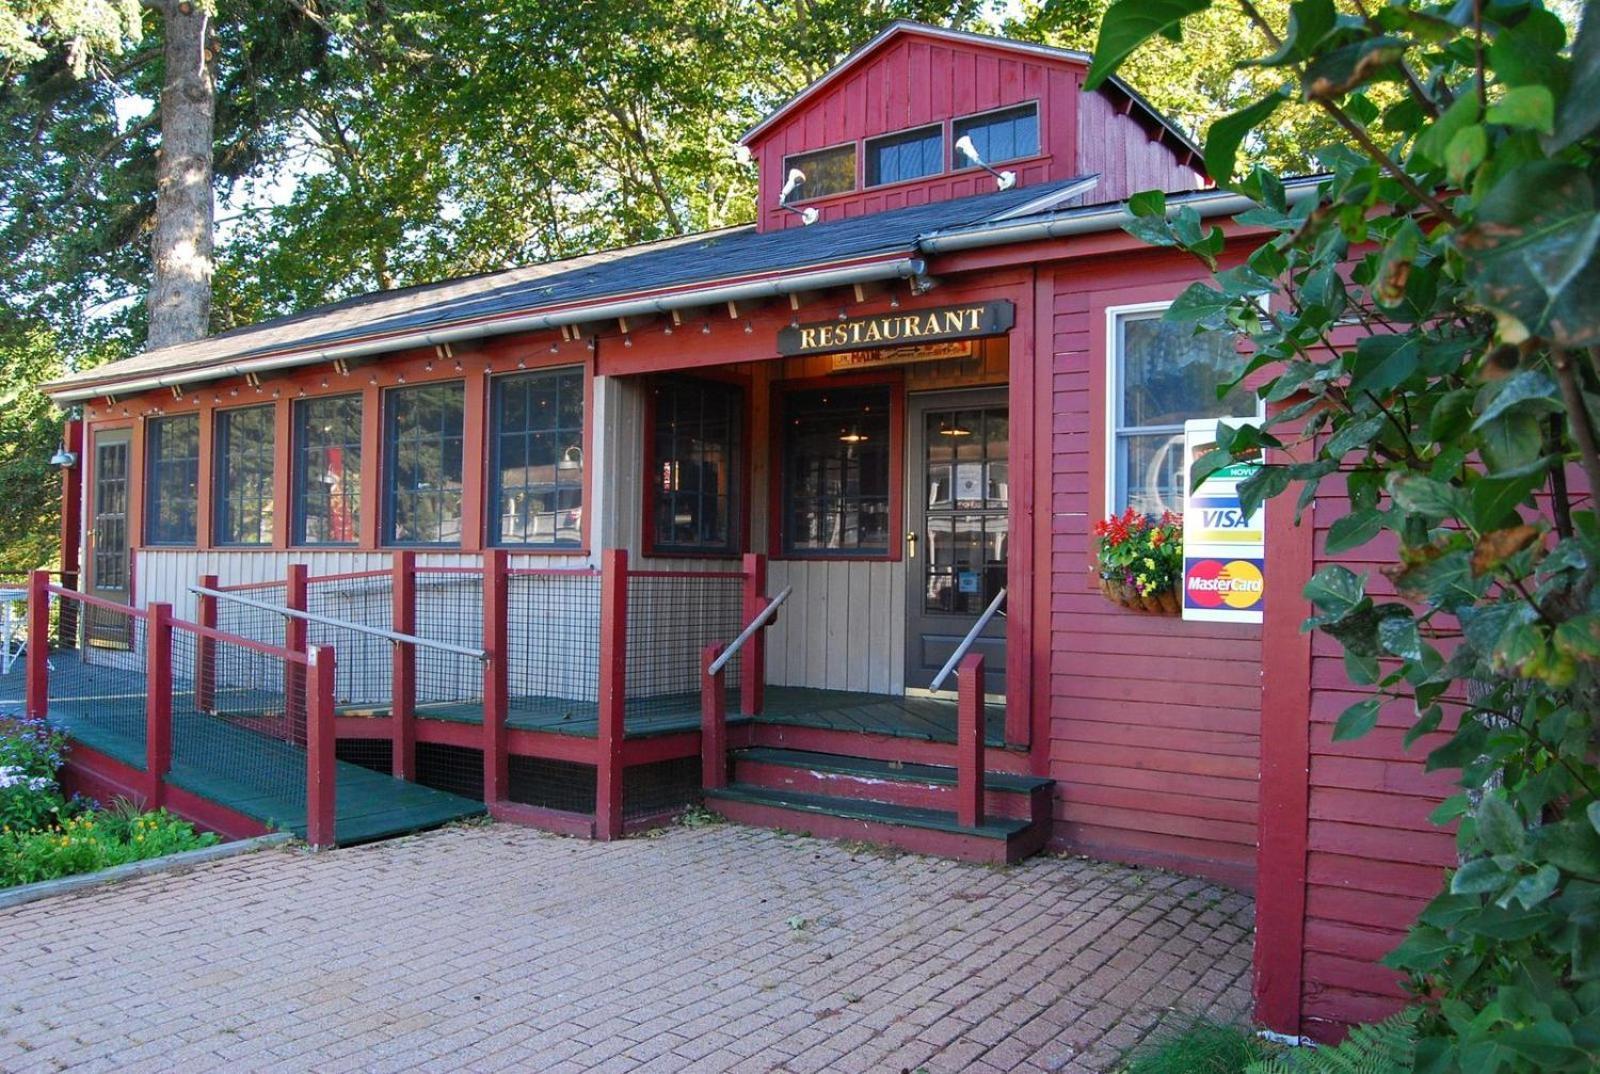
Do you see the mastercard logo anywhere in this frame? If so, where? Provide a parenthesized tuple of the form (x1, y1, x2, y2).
(1185, 559, 1265, 609)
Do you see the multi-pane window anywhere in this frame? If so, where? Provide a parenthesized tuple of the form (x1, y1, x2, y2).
(214, 405, 275, 545)
(953, 103, 1039, 167)
(782, 144, 856, 201)
(923, 407, 1008, 615)
(386, 382, 466, 545)
(1111, 309, 1258, 516)
(649, 378, 741, 554)
(145, 414, 199, 545)
(294, 394, 362, 545)
(781, 386, 891, 556)
(493, 368, 584, 547)
(91, 439, 128, 590)
(866, 125, 943, 186)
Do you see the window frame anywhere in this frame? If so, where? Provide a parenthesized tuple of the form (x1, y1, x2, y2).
(769, 373, 905, 563)
(292, 391, 365, 548)
(642, 373, 749, 559)
(780, 140, 859, 203)
(864, 123, 945, 188)
(488, 364, 589, 550)
(212, 403, 277, 547)
(143, 412, 201, 547)
(382, 380, 468, 548)
(952, 101, 1042, 170)
(1103, 300, 1265, 516)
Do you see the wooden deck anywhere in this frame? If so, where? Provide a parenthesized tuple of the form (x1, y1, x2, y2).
(16, 655, 484, 845)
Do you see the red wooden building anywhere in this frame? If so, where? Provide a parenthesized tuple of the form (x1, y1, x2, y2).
(30, 22, 1448, 1042)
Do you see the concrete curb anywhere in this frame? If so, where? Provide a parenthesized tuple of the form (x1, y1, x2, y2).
(0, 832, 296, 911)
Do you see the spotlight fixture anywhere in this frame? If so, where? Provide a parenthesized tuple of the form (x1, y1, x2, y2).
(954, 135, 1016, 190)
(777, 168, 819, 225)
(48, 447, 78, 468)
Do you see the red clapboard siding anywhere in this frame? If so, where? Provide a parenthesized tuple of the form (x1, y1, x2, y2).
(1042, 254, 1263, 889)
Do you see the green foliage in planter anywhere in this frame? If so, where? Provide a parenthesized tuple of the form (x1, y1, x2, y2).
(0, 801, 220, 888)
(1089, 0, 1600, 1070)
(1094, 506, 1185, 597)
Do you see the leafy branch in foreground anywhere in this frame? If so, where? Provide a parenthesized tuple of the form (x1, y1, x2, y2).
(1091, 1, 1600, 1070)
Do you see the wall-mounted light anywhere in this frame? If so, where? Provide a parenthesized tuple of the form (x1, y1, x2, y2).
(778, 168, 819, 225)
(955, 135, 1016, 190)
(49, 447, 78, 468)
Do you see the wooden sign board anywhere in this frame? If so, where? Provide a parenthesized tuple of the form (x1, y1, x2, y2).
(777, 300, 1014, 357)
(829, 340, 975, 372)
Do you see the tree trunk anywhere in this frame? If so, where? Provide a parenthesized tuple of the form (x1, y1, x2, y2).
(146, 0, 216, 351)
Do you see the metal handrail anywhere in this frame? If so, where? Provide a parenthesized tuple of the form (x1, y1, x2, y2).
(928, 587, 1006, 692)
(189, 584, 490, 662)
(707, 585, 792, 676)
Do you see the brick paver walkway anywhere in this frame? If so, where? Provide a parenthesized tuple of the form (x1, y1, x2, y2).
(0, 823, 1254, 1073)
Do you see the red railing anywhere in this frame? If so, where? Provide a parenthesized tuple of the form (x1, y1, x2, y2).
(27, 571, 339, 849)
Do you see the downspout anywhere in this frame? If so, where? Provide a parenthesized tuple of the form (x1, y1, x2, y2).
(51, 256, 928, 404)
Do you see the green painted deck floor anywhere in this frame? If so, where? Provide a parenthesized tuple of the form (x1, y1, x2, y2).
(27, 655, 484, 845)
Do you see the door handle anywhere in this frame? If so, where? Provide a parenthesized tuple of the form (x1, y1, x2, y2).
(906, 530, 918, 558)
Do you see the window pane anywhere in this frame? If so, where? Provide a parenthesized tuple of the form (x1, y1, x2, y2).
(145, 414, 199, 545)
(494, 368, 584, 547)
(1118, 315, 1256, 427)
(1116, 431, 1187, 517)
(953, 104, 1039, 167)
(650, 377, 742, 554)
(783, 144, 856, 200)
(215, 406, 275, 545)
(387, 382, 466, 545)
(782, 386, 891, 556)
(867, 125, 943, 186)
(295, 394, 362, 545)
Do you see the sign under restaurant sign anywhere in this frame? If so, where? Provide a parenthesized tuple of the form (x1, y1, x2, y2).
(829, 340, 974, 372)
(777, 300, 1014, 357)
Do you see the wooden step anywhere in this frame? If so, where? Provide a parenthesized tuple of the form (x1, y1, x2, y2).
(731, 747, 1053, 823)
(704, 783, 1050, 864)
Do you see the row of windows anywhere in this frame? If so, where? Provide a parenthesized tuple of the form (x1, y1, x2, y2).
(783, 103, 1040, 203)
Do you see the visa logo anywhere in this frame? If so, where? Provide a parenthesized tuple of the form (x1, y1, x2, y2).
(1201, 508, 1252, 529)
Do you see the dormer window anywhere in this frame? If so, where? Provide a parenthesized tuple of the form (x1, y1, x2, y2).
(953, 103, 1039, 169)
(866, 124, 943, 187)
(782, 144, 856, 202)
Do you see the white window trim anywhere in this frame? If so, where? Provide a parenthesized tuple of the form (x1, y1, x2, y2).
(1102, 299, 1266, 517)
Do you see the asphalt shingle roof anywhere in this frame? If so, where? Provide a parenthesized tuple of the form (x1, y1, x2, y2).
(48, 177, 1092, 395)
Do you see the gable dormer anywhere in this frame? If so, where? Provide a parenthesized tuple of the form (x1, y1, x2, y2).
(742, 22, 1208, 233)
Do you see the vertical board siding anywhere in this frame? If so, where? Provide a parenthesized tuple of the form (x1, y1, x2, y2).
(1073, 86, 1205, 203)
(766, 560, 905, 694)
(1044, 260, 1262, 890)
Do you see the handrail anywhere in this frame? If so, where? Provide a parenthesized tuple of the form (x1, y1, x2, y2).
(928, 587, 1006, 692)
(190, 584, 490, 662)
(708, 585, 792, 676)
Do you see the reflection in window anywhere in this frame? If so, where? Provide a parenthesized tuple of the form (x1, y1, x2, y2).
(867, 125, 943, 186)
(650, 377, 741, 554)
(386, 382, 465, 545)
(782, 144, 856, 201)
(923, 407, 1008, 615)
(953, 104, 1039, 167)
(215, 405, 275, 545)
(1112, 311, 1257, 515)
(145, 414, 199, 545)
(294, 394, 362, 545)
(782, 386, 891, 556)
(493, 368, 584, 547)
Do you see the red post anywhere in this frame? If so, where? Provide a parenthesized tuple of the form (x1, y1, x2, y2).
(956, 652, 986, 829)
(285, 563, 308, 744)
(24, 570, 51, 718)
(481, 550, 509, 802)
(392, 551, 417, 780)
(144, 602, 173, 808)
(305, 644, 338, 849)
(701, 643, 727, 791)
(196, 573, 218, 712)
(740, 552, 767, 716)
(596, 548, 628, 840)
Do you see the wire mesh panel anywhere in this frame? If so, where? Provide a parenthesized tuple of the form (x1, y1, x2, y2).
(306, 574, 393, 711)
(508, 755, 596, 814)
(44, 595, 148, 763)
(623, 757, 700, 821)
(214, 583, 288, 652)
(415, 742, 485, 801)
(169, 623, 308, 826)
(506, 570, 601, 705)
(336, 737, 394, 775)
(624, 572, 743, 728)
(414, 570, 484, 712)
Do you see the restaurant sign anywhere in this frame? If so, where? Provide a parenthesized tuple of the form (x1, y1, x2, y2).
(777, 300, 1014, 357)
(829, 340, 974, 372)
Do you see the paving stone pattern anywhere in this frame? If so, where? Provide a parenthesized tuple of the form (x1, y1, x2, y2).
(0, 823, 1254, 1073)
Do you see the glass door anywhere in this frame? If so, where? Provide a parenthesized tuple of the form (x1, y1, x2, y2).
(85, 429, 133, 649)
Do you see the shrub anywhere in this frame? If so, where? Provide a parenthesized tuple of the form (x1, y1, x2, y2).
(0, 714, 68, 832)
(0, 804, 219, 888)
(1122, 1019, 1277, 1074)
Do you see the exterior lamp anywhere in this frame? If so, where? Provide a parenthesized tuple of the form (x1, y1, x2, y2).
(49, 447, 78, 468)
(955, 135, 1016, 190)
(778, 168, 820, 225)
